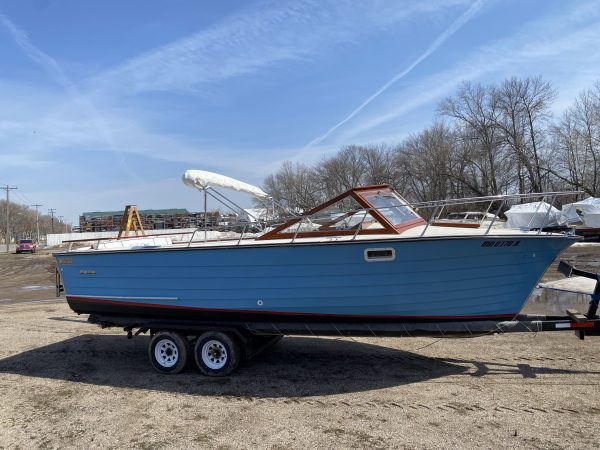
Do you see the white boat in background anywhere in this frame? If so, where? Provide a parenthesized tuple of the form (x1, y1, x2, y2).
(562, 198, 600, 237)
(505, 201, 566, 229)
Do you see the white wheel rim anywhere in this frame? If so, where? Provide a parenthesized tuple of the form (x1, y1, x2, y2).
(201, 340, 228, 370)
(154, 338, 179, 368)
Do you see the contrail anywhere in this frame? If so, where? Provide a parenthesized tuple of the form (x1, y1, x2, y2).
(0, 11, 143, 182)
(302, 0, 486, 151)
(0, 12, 99, 123)
(0, 12, 72, 87)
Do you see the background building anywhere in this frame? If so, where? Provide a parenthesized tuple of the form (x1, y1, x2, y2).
(79, 209, 221, 232)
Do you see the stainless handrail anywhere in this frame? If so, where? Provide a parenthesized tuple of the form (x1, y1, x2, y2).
(412, 191, 582, 208)
(291, 218, 304, 244)
(538, 194, 557, 236)
(526, 195, 546, 230)
(352, 211, 368, 240)
(282, 190, 581, 240)
(238, 223, 248, 245)
(420, 205, 440, 237)
(66, 191, 582, 250)
(187, 229, 197, 248)
(485, 199, 505, 234)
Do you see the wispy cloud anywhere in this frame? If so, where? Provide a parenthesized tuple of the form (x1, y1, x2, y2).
(312, 0, 600, 148)
(90, 0, 471, 95)
(0, 11, 104, 131)
(7, 0, 597, 222)
(0, 0, 475, 177)
(0, 9, 146, 181)
(301, 0, 486, 151)
(0, 92, 246, 171)
(0, 12, 73, 89)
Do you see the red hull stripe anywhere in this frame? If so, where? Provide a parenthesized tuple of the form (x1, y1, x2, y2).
(66, 296, 516, 320)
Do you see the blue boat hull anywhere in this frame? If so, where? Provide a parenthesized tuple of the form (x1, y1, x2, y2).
(56, 235, 575, 323)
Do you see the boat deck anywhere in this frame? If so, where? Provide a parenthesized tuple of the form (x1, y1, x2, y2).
(63, 225, 574, 254)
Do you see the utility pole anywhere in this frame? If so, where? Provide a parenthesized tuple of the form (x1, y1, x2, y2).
(31, 204, 43, 244)
(2, 185, 18, 253)
(48, 208, 56, 234)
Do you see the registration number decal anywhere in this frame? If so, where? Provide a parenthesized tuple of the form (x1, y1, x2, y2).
(481, 240, 520, 248)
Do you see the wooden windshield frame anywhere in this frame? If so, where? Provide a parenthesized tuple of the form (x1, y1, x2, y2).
(257, 185, 426, 240)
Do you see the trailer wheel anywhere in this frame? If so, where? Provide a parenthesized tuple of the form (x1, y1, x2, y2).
(148, 332, 189, 374)
(194, 332, 240, 376)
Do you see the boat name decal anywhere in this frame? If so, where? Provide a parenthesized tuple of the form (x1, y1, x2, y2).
(80, 269, 96, 275)
(481, 240, 520, 248)
(57, 257, 72, 265)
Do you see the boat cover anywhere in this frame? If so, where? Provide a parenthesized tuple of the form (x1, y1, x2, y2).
(561, 197, 600, 228)
(182, 170, 268, 199)
(243, 208, 268, 222)
(505, 201, 562, 229)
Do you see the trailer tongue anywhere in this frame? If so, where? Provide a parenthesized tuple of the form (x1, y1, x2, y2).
(556, 261, 600, 320)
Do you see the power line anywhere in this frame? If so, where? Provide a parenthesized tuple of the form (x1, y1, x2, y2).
(17, 189, 33, 204)
(1, 185, 18, 253)
(14, 191, 30, 204)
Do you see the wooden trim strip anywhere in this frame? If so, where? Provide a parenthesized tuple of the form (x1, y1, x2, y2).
(431, 221, 481, 229)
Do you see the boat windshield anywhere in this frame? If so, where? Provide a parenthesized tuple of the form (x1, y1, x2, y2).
(358, 190, 420, 227)
(257, 185, 425, 240)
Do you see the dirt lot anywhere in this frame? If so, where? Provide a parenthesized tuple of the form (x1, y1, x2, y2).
(1, 246, 600, 449)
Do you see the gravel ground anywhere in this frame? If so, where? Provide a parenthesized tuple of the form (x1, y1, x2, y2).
(0, 246, 600, 449)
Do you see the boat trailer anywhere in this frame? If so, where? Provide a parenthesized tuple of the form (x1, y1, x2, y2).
(82, 261, 600, 376)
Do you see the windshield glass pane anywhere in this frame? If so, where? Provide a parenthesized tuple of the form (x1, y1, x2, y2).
(361, 191, 420, 226)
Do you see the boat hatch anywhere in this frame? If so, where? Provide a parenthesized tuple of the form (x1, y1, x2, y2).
(257, 185, 426, 240)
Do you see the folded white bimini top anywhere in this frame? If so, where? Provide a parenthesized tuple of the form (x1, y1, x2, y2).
(182, 169, 268, 199)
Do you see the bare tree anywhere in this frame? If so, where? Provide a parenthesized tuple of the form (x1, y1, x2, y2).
(0, 200, 68, 244)
(263, 77, 600, 212)
(394, 122, 455, 202)
(263, 161, 322, 212)
(439, 81, 511, 195)
(549, 84, 600, 195)
(314, 144, 402, 198)
(315, 145, 367, 197)
(494, 76, 556, 192)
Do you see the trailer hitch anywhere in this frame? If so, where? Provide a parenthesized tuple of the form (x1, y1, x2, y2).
(558, 261, 600, 320)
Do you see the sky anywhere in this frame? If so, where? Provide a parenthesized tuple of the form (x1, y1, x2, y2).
(0, 0, 599, 224)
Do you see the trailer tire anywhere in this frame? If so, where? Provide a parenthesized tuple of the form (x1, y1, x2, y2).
(148, 331, 189, 374)
(194, 332, 240, 376)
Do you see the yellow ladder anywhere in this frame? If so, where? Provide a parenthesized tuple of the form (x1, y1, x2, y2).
(117, 205, 146, 239)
